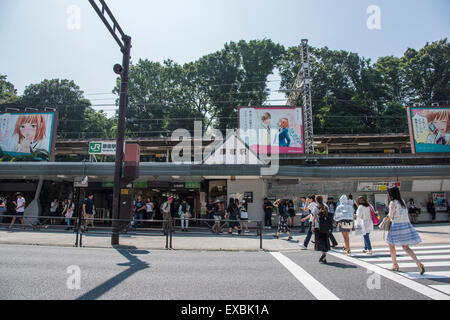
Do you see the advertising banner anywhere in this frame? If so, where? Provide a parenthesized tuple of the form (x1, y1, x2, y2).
(0, 112, 58, 161)
(432, 192, 447, 211)
(357, 181, 401, 192)
(407, 107, 450, 153)
(239, 106, 304, 154)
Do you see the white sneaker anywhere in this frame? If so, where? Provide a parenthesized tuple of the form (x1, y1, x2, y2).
(298, 244, 307, 250)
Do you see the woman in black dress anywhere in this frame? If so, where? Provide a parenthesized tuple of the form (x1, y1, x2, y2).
(287, 199, 296, 229)
(273, 199, 293, 240)
(226, 198, 241, 235)
(311, 196, 332, 263)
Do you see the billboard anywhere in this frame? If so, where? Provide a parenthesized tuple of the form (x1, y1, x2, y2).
(239, 106, 304, 154)
(407, 107, 450, 153)
(0, 112, 58, 161)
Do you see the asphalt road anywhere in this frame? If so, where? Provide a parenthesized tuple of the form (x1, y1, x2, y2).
(1, 244, 448, 300)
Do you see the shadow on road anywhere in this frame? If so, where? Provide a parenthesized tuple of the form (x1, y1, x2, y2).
(76, 246, 150, 300)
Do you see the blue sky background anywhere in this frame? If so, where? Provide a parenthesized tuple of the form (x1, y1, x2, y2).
(0, 0, 448, 116)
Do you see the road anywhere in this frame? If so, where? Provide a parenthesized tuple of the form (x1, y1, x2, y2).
(1, 243, 450, 300)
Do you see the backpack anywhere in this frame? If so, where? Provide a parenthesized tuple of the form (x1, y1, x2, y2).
(279, 204, 288, 217)
(160, 202, 169, 214)
(369, 204, 380, 225)
(318, 211, 333, 234)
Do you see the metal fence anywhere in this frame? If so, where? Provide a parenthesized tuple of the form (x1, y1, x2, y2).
(0, 214, 264, 250)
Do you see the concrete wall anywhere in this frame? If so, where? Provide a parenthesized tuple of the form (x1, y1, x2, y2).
(227, 179, 267, 225)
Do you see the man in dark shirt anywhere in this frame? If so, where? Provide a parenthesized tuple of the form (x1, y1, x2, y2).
(82, 193, 95, 230)
(206, 199, 214, 227)
(263, 198, 274, 229)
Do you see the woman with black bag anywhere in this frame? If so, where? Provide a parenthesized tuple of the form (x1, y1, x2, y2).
(311, 196, 332, 263)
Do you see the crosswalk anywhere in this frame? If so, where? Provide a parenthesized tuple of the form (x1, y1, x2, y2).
(347, 244, 450, 296)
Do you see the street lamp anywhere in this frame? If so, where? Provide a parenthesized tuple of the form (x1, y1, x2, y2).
(89, 0, 132, 245)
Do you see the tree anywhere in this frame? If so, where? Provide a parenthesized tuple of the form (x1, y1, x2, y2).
(0, 74, 20, 105)
(279, 46, 386, 134)
(403, 38, 450, 105)
(20, 79, 94, 139)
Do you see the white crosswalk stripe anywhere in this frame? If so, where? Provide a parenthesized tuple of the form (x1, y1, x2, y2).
(333, 243, 450, 299)
(429, 285, 450, 295)
(351, 245, 450, 253)
(360, 254, 450, 262)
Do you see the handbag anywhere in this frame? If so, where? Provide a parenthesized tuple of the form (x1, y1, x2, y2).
(378, 216, 391, 231)
(353, 219, 363, 235)
(341, 220, 354, 230)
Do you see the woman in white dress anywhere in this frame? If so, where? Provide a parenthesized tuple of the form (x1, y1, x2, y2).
(385, 187, 425, 274)
(355, 197, 374, 255)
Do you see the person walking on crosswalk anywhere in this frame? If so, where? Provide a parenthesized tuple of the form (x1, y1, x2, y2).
(355, 196, 374, 255)
(386, 187, 425, 275)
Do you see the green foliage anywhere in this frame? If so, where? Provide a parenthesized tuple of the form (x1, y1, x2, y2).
(20, 79, 92, 139)
(0, 148, 50, 162)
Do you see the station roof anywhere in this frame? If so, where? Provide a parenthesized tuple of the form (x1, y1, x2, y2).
(1, 162, 449, 181)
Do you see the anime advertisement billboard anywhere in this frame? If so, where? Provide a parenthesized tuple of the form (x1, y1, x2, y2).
(239, 106, 304, 154)
(0, 112, 58, 161)
(407, 107, 450, 153)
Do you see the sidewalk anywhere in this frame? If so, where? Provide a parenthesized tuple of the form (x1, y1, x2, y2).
(0, 223, 449, 251)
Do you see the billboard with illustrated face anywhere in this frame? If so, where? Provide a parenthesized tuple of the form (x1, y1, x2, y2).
(407, 107, 450, 153)
(0, 112, 58, 161)
(239, 106, 304, 154)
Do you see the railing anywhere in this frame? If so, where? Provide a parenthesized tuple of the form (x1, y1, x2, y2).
(0, 214, 264, 250)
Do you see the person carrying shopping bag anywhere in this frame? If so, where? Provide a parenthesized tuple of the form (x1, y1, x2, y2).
(355, 197, 374, 255)
(383, 187, 425, 274)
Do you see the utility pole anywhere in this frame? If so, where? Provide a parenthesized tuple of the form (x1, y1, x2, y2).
(287, 39, 314, 154)
(89, 0, 131, 245)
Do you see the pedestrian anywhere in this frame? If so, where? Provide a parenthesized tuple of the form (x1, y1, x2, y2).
(355, 196, 374, 255)
(62, 198, 75, 230)
(311, 196, 333, 263)
(287, 199, 296, 229)
(133, 195, 146, 228)
(426, 197, 436, 223)
(206, 199, 215, 227)
(0, 196, 8, 222)
(9, 193, 25, 230)
(407, 198, 419, 224)
(263, 197, 274, 229)
(273, 199, 292, 240)
(299, 196, 307, 233)
(326, 197, 338, 248)
(239, 199, 249, 233)
(161, 196, 173, 235)
(385, 187, 424, 274)
(146, 198, 154, 220)
(50, 198, 59, 225)
(348, 194, 357, 212)
(334, 194, 354, 255)
(82, 193, 95, 231)
(178, 199, 191, 231)
(211, 200, 223, 234)
(226, 198, 241, 235)
(298, 195, 315, 249)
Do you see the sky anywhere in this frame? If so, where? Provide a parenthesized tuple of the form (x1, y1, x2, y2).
(0, 0, 449, 117)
